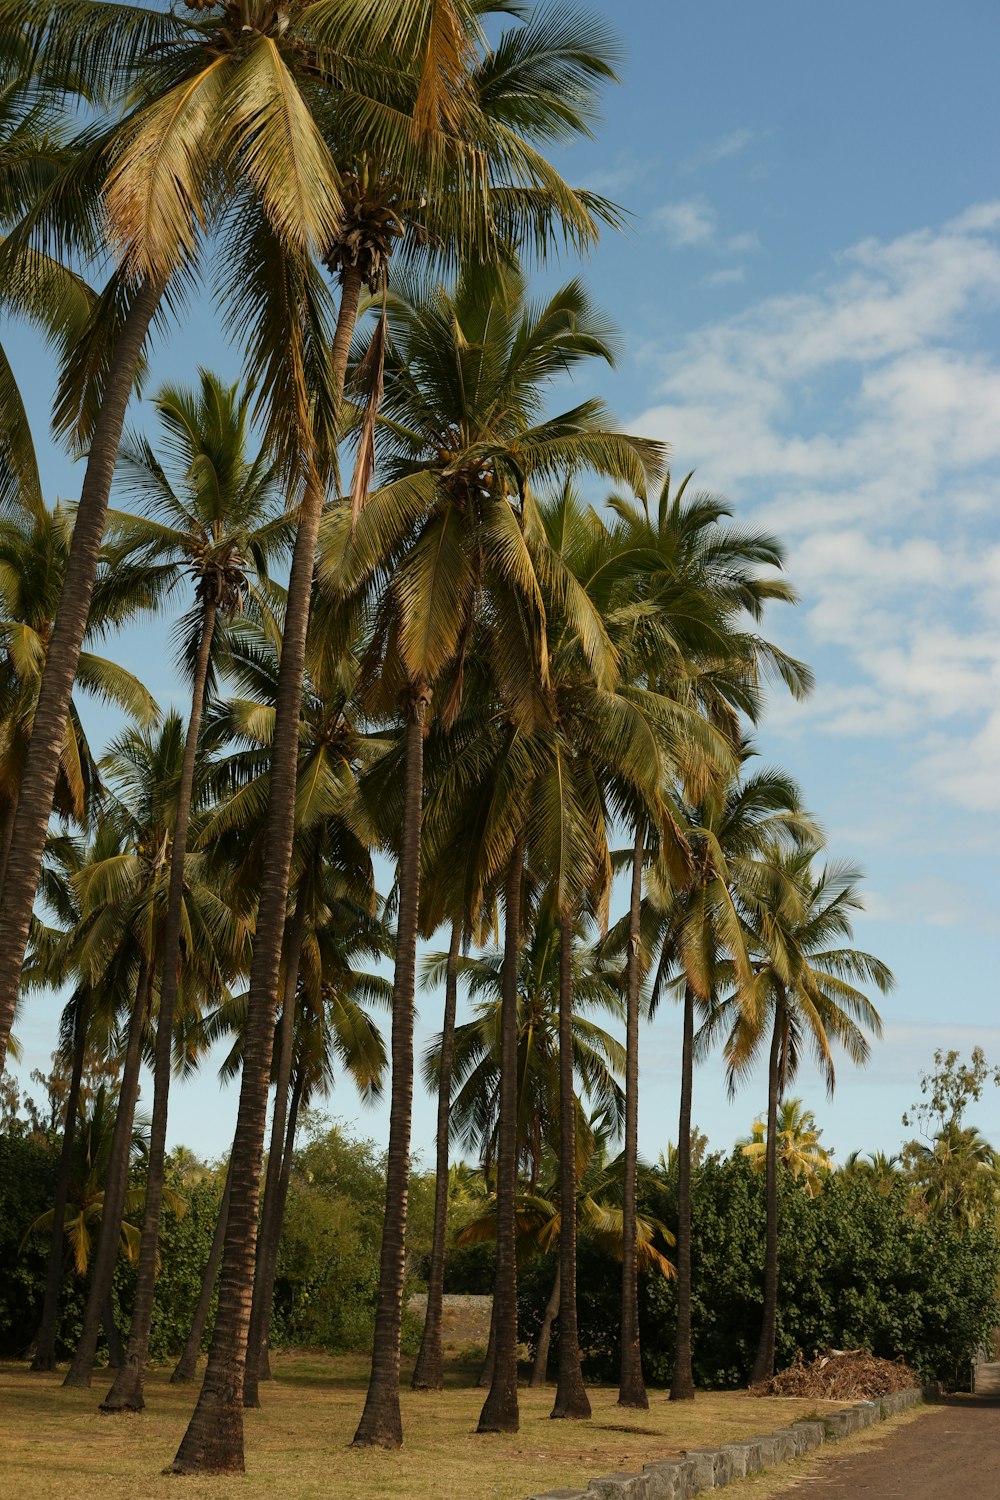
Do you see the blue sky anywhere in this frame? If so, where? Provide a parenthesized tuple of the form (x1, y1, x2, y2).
(8, 0, 1000, 1169)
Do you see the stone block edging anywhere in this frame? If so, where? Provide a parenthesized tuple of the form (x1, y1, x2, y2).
(525, 1387, 924, 1500)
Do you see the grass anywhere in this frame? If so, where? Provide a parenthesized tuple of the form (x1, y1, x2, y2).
(0, 1352, 867, 1500)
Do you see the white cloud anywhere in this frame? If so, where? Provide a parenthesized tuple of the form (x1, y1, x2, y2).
(653, 196, 716, 247)
(630, 203, 1000, 816)
(652, 198, 761, 259)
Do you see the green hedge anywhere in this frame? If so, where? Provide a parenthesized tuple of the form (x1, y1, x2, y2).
(517, 1153, 1000, 1388)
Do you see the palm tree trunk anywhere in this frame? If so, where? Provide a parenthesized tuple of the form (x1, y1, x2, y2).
(103, 1291, 124, 1368)
(353, 683, 431, 1449)
(170, 1161, 234, 1384)
(412, 919, 462, 1392)
(669, 983, 696, 1401)
(101, 595, 218, 1413)
(0, 787, 18, 894)
(551, 910, 590, 1421)
(31, 996, 89, 1370)
(170, 269, 362, 1476)
(618, 824, 647, 1409)
(530, 1263, 560, 1388)
(751, 1002, 783, 1386)
(477, 1298, 497, 1388)
(63, 956, 150, 1387)
(244, 887, 308, 1408)
(0, 277, 162, 1076)
(255, 1069, 302, 1383)
(478, 834, 524, 1433)
(254, 1068, 301, 1380)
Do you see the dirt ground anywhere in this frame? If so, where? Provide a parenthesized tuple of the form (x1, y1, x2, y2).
(762, 1395, 999, 1499)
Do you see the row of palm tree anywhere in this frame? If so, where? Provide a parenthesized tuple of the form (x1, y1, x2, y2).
(0, 0, 896, 1478)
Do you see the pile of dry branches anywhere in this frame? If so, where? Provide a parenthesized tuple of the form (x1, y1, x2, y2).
(753, 1348, 917, 1400)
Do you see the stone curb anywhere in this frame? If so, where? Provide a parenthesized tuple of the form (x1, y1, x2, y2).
(524, 1387, 924, 1500)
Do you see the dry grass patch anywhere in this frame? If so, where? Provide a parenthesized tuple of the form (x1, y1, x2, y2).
(0, 1353, 846, 1500)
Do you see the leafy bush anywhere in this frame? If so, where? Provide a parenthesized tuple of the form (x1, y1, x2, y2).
(0, 1133, 58, 1355)
(518, 1152, 1000, 1389)
(147, 1169, 226, 1360)
(442, 1240, 496, 1294)
(269, 1122, 438, 1353)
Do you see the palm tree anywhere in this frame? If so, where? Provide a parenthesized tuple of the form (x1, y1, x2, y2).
(424, 898, 629, 1403)
(410, 917, 462, 1393)
(741, 1098, 833, 1197)
(0, 0, 526, 1077)
(841, 1149, 900, 1194)
(524, 486, 748, 1422)
(0, 0, 360, 1074)
(166, 3, 626, 1466)
(195, 609, 387, 1405)
(906, 1123, 1000, 1230)
(641, 751, 815, 1402)
(707, 848, 893, 1383)
(319, 261, 660, 1444)
(425, 906, 628, 1185)
(0, 496, 159, 882)
(208, 896, 390, 1402)
(456, 1122, 675, 1388)
(22, 826, 145, 1371)
(63, 717, 251, 1387)
(97, 370, 286, 1413)
(604, 471, 812, 1407)
(0, 33, 95, 515)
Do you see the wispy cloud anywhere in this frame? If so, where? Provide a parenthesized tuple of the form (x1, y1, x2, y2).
(727, 231, 761, 255)
(653, 196, 716, 247)
(683, 127, 757, 172)
(862, 877, 1000, 933)
(653, 197, 761, 259)
(703, 267, 746, 288)
(631, 203, 1000, 815)
(583, 152, 652, 198)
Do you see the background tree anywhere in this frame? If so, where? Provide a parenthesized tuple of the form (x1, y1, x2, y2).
(99, 369, 286, 1412)
(707, 848, 893, 1383)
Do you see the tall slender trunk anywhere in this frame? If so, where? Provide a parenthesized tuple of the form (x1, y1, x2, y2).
(477, 1298, 496, 1388)
(478, 835, 524, 1434)
(670, 983, 696, 1401)
(244, 888, 308, 1408)
(170, 268, 364, 1475)
(255, 1070, 302, 1383)
(171, 1161, 234, 1384)
(618, 825, 647, 1408)
(0, 277, 162, 1076)
(64, 956, 150, 1387)
(551, 910, 590, 1421)
(530, 1263, 560, 1388)
(751, 999, 784, 1386)
(101, 596, 218, 1413)
(353, 684, 430, 1449)
(0, 787, 18, 895)
(412, 919, 462, 1392)
(31, 996, 89, 1370)
(102, 1291, 124, 1368)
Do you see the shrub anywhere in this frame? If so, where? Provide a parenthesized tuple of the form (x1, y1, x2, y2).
(517, 1152, 1000, 1388)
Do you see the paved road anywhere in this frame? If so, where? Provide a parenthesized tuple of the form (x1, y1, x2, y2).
(766, 1396, 998, 1498)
